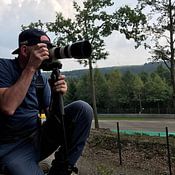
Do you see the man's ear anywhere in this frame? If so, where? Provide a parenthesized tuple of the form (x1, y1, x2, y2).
(20, 45, 28, 56)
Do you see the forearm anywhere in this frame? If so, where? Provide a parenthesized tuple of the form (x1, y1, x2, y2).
(0, 67, 35, 116)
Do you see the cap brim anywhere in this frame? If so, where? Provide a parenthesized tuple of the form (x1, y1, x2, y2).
(12, 48, 19, 55)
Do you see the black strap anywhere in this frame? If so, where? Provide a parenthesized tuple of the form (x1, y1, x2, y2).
(35, 71, 45, 115)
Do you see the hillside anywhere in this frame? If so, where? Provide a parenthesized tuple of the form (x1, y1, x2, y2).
(63, 61, 167, 78)
(42, 61, 167, 78)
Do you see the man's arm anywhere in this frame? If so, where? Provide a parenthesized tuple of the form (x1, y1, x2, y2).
(0, 67, 35, 115)
(0, 43, 49, 116)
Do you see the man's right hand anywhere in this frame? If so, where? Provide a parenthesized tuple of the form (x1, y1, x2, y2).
(26, 43, 50, 71)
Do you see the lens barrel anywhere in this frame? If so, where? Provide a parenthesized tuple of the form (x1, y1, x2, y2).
(41, 40, 92, 70)
(50, 40, 92, 59)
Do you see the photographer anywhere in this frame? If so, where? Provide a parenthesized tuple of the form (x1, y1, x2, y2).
(0, 28, 93, 175)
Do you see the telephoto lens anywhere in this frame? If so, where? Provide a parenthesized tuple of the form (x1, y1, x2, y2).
(49, 40, 92, 60)
(40, 40, 92, 71)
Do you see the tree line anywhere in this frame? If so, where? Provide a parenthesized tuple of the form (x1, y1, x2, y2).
(64, 64, 173, 114)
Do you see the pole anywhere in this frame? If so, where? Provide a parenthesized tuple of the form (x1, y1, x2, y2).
(117, 122, 122, 165)
(165, 127, 172, 175)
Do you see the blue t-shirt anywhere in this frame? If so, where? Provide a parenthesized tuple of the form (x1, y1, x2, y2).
(0, 58, 51, 140)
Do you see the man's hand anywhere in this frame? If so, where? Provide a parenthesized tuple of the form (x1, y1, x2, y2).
(52, 75, 68, 95)
(26, 43, 49, 71)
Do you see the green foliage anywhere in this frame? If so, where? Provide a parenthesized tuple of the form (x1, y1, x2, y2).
(64, 65, 173, 113)
(144, 73, 171, 103)
(155, 64, 171, 84)
(64, 78, 78, 105)
(113, 5, 147, 48)
(139, 71, 149, 83)
(105, 70, 122, 111)
(120, 71, 134, 103)
(94, 69, 109, 110)
(136, 0, 175, 62)
(75, 73, 91, 104)
(134, 0, 175, 108)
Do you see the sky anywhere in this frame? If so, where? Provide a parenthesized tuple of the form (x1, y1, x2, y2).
(0, 0, 151, 71)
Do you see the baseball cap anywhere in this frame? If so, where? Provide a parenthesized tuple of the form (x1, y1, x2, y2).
(12, 28, 52, 54)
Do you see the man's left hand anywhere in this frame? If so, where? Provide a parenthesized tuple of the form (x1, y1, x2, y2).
(52, 75, 67, 94)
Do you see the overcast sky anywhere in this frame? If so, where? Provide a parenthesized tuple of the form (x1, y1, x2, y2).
(0, 0, 151, 71)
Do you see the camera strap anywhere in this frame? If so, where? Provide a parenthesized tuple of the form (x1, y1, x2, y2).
(35, 70, 45, 115)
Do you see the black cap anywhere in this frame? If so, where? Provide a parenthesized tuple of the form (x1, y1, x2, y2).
(12, 28, 51, 54)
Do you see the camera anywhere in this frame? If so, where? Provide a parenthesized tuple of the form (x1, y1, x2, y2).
(41, 40, 92, 71)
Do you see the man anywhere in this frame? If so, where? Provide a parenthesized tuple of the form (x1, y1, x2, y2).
(0, 28, 93, 175)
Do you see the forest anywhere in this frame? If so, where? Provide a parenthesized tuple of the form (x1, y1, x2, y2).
(56, 63, 173, 114)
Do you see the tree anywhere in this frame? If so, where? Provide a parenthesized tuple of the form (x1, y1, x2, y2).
(155, 64, 171, 84)
(64, 78, 78, 105)
(144, 73, 171, 113)
(133, 0, 175, 110)
(113, 4, 147, 48)
(93, 69, 108, 113)
(120, 72, 133, 111)
(120, 71, 144, 113)
(139, 71, 150, 84)
(76, 73, 91, 104)
(132, 74, 144, 113)
(105, 69, 123, 113)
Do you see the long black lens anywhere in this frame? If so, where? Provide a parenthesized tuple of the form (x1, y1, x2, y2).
(41, 40, 92, 71)
(52, 40, 92, 59)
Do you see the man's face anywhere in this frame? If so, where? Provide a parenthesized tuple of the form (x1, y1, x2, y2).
(19, 35, 51, 68)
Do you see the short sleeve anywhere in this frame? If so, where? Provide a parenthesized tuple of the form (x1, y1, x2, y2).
(0, 59, 15, 88)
